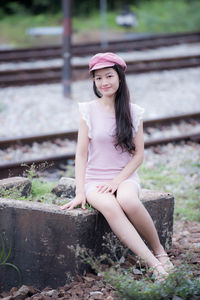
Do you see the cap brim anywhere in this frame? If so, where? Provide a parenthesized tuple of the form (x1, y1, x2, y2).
(90, 62, 115, 72)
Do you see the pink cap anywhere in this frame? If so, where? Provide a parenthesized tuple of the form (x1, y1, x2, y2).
(89, 52, 127, 72)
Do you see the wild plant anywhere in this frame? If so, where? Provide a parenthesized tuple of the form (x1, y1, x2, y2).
(0, 234, 21, 285)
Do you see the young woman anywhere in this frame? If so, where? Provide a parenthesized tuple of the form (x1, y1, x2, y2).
(61, 52, 173, 280)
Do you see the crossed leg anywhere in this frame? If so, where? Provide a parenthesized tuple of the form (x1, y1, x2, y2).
(86, 187, 167, 277)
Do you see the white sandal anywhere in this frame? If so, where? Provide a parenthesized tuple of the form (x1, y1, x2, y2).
(150, 262, 168, 283)
(155, 253, 174, 273)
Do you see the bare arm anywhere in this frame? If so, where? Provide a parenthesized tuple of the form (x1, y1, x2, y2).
(61, 117, 89, 210)
(114, 120, 144, 184)
(97, 120, 144, 193)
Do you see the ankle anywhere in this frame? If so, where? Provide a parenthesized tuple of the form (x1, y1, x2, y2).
(153, 245, 165, 255)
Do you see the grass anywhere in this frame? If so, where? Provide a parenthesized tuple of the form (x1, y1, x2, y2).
(0, 234, 21, 285)
(0, 0, 200, 47)
(139, 155, 200, 222)
(0, 12, 62, 47)
(104, 265, 200, 300)
(0, 177, 65, 205)
(75, 234, 200, 300)
(130, 0, 200, 34)
(1, 143, 199, 221)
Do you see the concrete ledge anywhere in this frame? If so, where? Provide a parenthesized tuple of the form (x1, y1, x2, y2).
(0, 189, 174, 291)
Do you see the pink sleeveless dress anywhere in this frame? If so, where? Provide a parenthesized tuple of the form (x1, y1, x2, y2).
(78, 100, 144, 198)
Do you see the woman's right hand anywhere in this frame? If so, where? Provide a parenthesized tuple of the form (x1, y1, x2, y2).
(60, 194, 86, 211)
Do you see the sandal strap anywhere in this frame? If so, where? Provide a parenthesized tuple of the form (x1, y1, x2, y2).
(151, 262, 163, 269)
(155, 253, 169, 258)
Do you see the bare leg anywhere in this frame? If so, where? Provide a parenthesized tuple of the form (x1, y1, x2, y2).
(86, 189, 167, 277)
(116, 181, 173, 271)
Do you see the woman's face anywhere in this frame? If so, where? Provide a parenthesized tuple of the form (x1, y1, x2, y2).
(93, 67, 119, 98)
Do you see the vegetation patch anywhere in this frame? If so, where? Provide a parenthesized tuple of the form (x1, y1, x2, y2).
(139, 144, 200, 221)
(104, 266, 200, 300)
(0, 234, 21, 285)
(73, 233, 200, 300)
(0, 0, 200, 47)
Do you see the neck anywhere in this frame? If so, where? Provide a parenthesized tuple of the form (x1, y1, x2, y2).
(101, 95, 115, 106)
(99, 95, 115, 113)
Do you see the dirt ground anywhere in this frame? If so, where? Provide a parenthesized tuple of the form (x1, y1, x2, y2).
(0, 220, 200, 300)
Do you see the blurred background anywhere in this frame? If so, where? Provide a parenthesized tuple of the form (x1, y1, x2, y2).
(0, 0, 200, 47)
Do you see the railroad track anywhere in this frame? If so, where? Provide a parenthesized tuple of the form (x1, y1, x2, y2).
(1, 54, 200, 87)
(0, 31, 200, 63)
(0, 112, 199, 179)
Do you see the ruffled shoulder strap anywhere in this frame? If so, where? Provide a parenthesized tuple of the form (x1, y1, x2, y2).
(78, 102, 92, 138)
(131, 103, 145, 133)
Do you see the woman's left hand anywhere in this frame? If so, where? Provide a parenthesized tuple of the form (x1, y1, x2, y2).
(96, 180, 119, 194)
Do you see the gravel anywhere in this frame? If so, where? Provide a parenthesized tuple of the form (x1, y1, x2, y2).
(0, 138, 77, 164)
(0, 65, 199, 138)
(0, 43, 199, 166)
(1, 121, 200, 165)
(0, 42, 199, 71)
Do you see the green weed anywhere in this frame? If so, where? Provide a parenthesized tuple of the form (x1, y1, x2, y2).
(138, 157, 200, 221)
(71, 235, 200, 300)
(104, 265, 200, 300)
(0, 234, 21, 285)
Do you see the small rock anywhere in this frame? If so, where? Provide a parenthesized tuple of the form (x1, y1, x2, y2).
(51, 177, 76, 198)
(30, 294, 44, 300)
(0, 292, 10, 298)
(10, 287, 18, 295)
(42, 290, 57, 297)
(133, 268, 143, 275)
(12, 285, 38, 300)
(172, 296, 184, 300)
(0, 177, 31, 198)
(89, 291, 103, 295)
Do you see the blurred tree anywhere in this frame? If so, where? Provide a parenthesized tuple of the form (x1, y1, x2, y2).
(0, 0, 139, 15)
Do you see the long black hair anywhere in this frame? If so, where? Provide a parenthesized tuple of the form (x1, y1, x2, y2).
(92, 64, 135, 154)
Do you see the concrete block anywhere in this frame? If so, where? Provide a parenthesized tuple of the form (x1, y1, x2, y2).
(0, 189, 174, 291)
(0, 177, 31, 198)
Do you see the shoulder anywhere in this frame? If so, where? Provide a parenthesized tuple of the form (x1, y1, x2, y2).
(130, 103, 145, 116)
(130, 103, 145, 133)
(78, 100, 97, 109)
(78, 101, 97, 139)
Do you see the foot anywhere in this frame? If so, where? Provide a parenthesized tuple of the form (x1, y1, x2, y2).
(150, 262, 169, 283)
(155, 253, 174, 273)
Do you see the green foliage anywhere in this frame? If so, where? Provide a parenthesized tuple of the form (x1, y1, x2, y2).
(0, 0, 200, 47)
(1, 163, 82, 207)
(0, 12, 62, 47)
(131, 0, 200, 33)
(138, 153, 200, 221)
(0, 234, 21, 285)
(71, 238, 200, 300)
(104, 265, 200, 299)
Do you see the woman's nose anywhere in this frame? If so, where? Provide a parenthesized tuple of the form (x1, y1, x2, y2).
(102, 77, 108, 85)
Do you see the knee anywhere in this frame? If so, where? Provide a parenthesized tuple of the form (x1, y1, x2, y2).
(98, 199, 121, 220)
(117, 192, 141, 213)
(87, 192, 123, 220)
